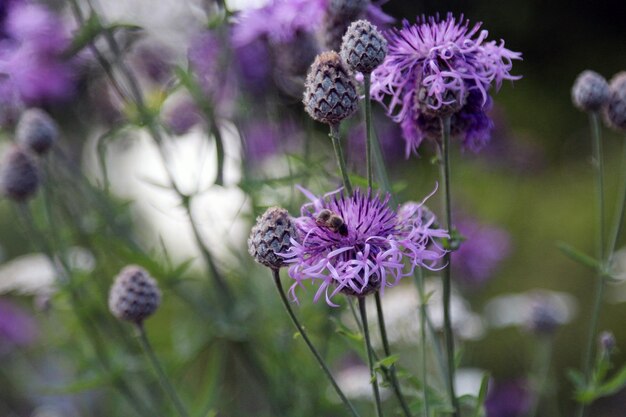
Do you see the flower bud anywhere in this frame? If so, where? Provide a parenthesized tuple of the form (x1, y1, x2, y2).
(526, 298, 560, 335)
(599, 331, 616, 355)
(340, 20, 387, 74)
(109, 265, 161, 325)
(0, 146, 39, 202)
(604, 72, 626, 132)
(248, 207, 298, 270)
(571, 70, 609, 113)
(15, 109, 59, 155)
(303, 51, 359, 125)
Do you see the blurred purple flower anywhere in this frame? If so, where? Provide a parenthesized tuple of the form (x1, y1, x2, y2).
(0, 2, 76, 107)
(233, 39, 272, 95)
(232, 0, 326, 47)
(162, 98, 203, 136)
(452, 217, 511, 287)
(131, 42, 174, 85)
(0, 298, 37, 353)
(365, 1, 395, 29)
(282, 187, 447, 305)
(242, 119, 303, 164)
(371, 13, 521, 155)
(485, 379, 531, 417)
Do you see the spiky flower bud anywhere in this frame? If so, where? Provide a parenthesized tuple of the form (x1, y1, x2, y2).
(303, 51, 358, 125)
(109, 265, 161, 325)
(248, 207, 298, 270)
(571, 70, 609, 113)
(16, 109, 59, 155)
(0, 146, 39, 202)
(340, 20, 387, 74)
(604, 72, 626, 132)
(416, 84, 467, 118)
(526, 298, 560, 335)
(323, 0, 369, 51)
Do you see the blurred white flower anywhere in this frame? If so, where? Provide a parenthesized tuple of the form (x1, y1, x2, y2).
(455, 368, 487, 398)
(333, 364, 390, 402)
(0, 248, 94, 295)
(342, 279, 484, 349)
(484, 290, 577, 330)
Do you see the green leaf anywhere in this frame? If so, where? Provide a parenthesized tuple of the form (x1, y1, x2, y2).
(331, 317, 363, 343)
(375, 354, 400, 370)
(557, 242, 601, 271)
(567, 368, 585, 389)
(596, 364, 626, 398)
(473, 372, 491, 417)
(64, 14, 142, 57)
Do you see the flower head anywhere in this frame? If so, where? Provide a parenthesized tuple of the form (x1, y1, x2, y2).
(604, 72, 626, 132)
(371, 13, 521, 154)
(109, 265, 161, 325)
(571, 70, 609, 113)
(282, 187, 447, 305)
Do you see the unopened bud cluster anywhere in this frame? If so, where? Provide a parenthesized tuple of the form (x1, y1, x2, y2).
(0, 109, 59, 202)
(248, 207, 298, 270)
(109, 265, 161, 325)
(340, 20, 387, 74)
(303, 51, 358, 125)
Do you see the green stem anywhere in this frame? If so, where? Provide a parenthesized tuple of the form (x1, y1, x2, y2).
(374, 292, 412, 417)
(330, 123, 353, 196)
(438, 115, 459, 417)
(413, 270, 431, 417)
(527, 337, 553, 417)
(364, 74, 374, 188)
(576, 111, 607, 417)
(137, 325, 191, 417)
(607, 138, 626, 258)
(271, 269, 361, 417)
(358, 297, 384, 417)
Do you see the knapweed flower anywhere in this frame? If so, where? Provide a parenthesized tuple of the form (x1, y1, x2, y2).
(281, 187, 447, 305)
(109, 265, 161, 325)
(371, 13, 521, 155)
(0, 299, 38, 354)
(485, 379, 531, 417)
(16, 108, 59, 154)
(571, 70, 609, 113)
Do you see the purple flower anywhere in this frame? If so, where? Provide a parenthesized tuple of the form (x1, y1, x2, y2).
(162, 98, 203, 136)
(0, 298, 37, 353)
(371, 13, 521, 155)
(232, 0, 326, 47)
(282, 187, 447, 306)
(452, 217, 511, 287)
(485, 379, 531, 417)
(0, 2, 76, 106)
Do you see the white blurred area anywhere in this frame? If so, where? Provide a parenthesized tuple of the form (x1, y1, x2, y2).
(83, 123, 250, 268)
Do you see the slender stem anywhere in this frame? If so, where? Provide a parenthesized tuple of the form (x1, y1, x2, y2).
(576, 111, 607, 417)
(358, 297, 384, 417)
(137, 325, 191, 417)
(413, 270, 431, 417)
(330, 123, 353, 196)
(607, 138, 626, 258)
(271, 269, 361, 417)
(437, 115, 459, 417)
(527, 337, 553, 417)
(374, 292, 412, 417)
(364, 74, 374, 188)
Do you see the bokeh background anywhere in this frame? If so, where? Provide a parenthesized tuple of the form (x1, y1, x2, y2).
(1, 0, 626, 416)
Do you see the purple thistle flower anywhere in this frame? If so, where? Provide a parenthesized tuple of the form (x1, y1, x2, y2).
(281, 187, 447, 306)
(232, 0, 326, 47)
(371, 13, 521, 155)
(0, 2, 76, 106)
(452, 217, 511, 287)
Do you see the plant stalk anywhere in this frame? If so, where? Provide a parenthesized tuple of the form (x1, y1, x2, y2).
(359, 297, 384, 417)
(272, 269, 361, 417)
(330, 123, 353, 196)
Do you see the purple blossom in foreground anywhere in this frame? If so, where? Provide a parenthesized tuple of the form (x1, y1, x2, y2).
(0, 2, 76, 107)
(281, 187, 447, 305)
(371, 13, 521, 155)
(485, 379, 531, 417)
(452, 217, 511, 287)
(0, 298, 37, 353)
